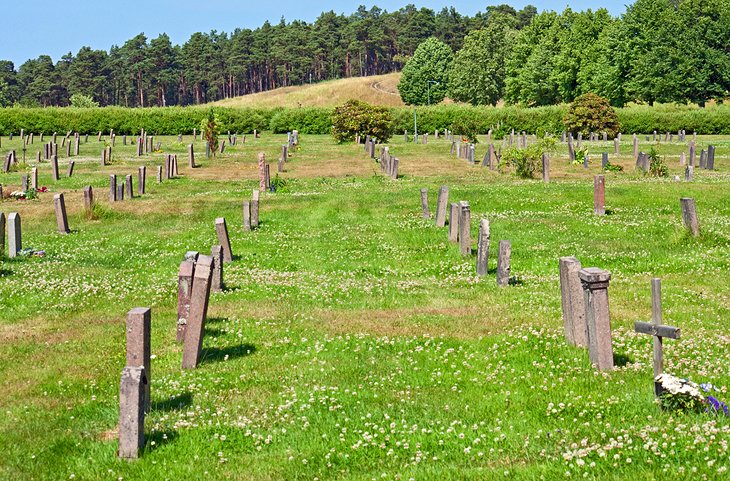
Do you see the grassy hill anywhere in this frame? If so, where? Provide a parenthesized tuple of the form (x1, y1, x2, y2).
(212, 73, 405, 108)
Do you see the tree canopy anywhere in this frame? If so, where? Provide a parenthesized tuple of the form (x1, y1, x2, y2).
(397, 37, 453, 105)
(0, 1, 726, 108)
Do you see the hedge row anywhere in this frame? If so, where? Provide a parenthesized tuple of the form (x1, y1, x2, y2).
(1, 104, 729, 137)
(0, 107, 273, 136)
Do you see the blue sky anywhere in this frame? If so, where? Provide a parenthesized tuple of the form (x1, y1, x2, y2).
(2, 1, 629, 67)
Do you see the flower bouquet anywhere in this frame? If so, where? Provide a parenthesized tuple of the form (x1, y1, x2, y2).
(656, 373, 729, 416)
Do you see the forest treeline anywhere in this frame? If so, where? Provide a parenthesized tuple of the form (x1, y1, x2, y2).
(0, 0, 727, 109)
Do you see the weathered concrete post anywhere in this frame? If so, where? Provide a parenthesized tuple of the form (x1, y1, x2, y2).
(251, 190, 260, 229)
(83, 186, 94, 214)
(176, 259, 196, 343)
(243, 201, 252, 231)
(54, 193, 70, 234)
(559, 257, 587, 347)
(109, 175, 117, 202)
(434, 186, 449, 227)
(138, 167, 146, 195)
(210, 245, 224, 293)
(126, 308, 151, 413)
(496, 240, 511, 287)
(579, 268, 613, 371)
(680, 198, 699, 237)
(119, 366, 146, 459)
(459, 202, 471, 256)
(594, 175, 605, 215)
(8, 213, 21, 258)
(215, 218, 233, 263)
(476, 219, 490, 277)
(420, 188, 430, 219)
(181, 255, 214, 369)
(448, 203, 459, 243)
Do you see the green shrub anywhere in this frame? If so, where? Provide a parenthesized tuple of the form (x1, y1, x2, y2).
(501, 137, 556, 179)
(331, 100, 393, 143)
(69, 94, 99, 108)
(647, 147, 669, 177)
(563, 93, 621, 138)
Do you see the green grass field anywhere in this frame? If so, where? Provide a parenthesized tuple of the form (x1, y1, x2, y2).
(1, 132, 729, 480)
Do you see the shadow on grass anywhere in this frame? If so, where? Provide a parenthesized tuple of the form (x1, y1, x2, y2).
(614, 352, 633, 367)
(205, 317, 227, 325)
(508, 276, 525, 287)
(201, 343, 257, 365)
(145, 430, 179, 454)
(152, 392, 193, 412)
(204, 327, 227, 338)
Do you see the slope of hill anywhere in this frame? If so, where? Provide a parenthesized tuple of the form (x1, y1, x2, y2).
(211, 73, 405, 108)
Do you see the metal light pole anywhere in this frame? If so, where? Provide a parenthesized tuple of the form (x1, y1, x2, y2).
(427, 80, 440, 106)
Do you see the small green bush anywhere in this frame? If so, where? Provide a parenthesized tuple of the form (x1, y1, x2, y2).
(331, 100, 393, 143)
(563, 93, 621, 138)
(501, 137, 556, 179)
(647, 147, 669, 177)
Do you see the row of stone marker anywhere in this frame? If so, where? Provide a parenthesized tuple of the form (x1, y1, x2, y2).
(422, 186, 512, 286)
(120, 217, 234, 459)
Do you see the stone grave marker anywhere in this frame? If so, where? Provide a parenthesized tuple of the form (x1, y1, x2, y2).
(243, 201, 251, 231)
(476, 219, 490, 277)
(118, 366, 146, 459)
(117, 183, 125, 202)
(251, 190, 260, 228)
(126, 307, 151, 412)
(448, 203, 459, 243)
(188, 144, 195, 168)
(31, 168, 38, 190)
(542, 153, 549, 183)
(420, 188, 430, 219)
(83, 186, 93, 213)
(707, 145, 715, 170)
(680, 198, 699, 236)
(434, 186, 448, 227)
(579, 268, 613, 371)
(211, 245, 224, 292)
(181, 255, 214, 369)
(21, 174, 28, 192)
(51, 155, 59, 181)
(8, 212, 21, 258)
(67, 161, 75, 177)
(109, 175, 117, 202)
(54, 193, 70, 234)
(258, 153, 266, 192)
(138, 167, 146, 195)
(594, 175, 606, 215)
(496, 240, 511, 287)
(176, 258, 196, 343)
(125, 175, 134, 199)
(215, 218, 233, 263)
(459, 202, 471, 256)
(0, 213, 4, 257)
(685, 165, 694, 182)
(559, 257, 587, 347)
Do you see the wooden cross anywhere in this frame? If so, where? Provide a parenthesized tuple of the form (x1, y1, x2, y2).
(634, 278, 681, 398)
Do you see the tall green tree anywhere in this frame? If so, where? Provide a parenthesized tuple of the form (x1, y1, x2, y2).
(397, 37, 452, 105)
(449, 20, 515, 106)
